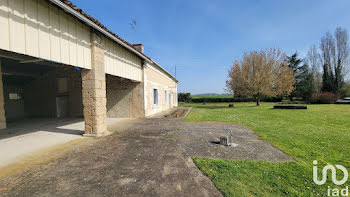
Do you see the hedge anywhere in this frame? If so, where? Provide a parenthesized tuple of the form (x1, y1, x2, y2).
(190, 97, 282, 103)
(310, 92, 338, 104)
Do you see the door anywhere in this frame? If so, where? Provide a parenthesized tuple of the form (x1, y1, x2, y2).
(56, 96, 69, 118)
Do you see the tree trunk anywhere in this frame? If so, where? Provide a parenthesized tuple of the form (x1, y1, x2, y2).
(256, 97, 261, 106)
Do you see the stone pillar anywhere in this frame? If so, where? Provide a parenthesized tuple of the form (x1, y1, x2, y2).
(130, 81, 145, 118)
(81, 32, 107, 137)
(130, 63, 145, 118)
(0, 60, 6, 129)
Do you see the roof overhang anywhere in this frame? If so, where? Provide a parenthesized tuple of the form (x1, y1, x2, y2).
(151, 61, 179, 83)
(49, 0, 151, 63)
(49, 0, 178, 83)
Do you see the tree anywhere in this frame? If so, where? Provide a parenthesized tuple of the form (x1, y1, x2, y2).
(340, 82, 350, 98)
(305, 45, 322, 93)
(335, 27, 349, 91)
(295, 64, 314, 100)
(286, 53, 302, 74)
(286, 53, 315, 100)
(286, 52, 302, 99)
(320, 27, 349, 93)
(320, 32, 336, 92)
(226, 48, 295, 106)
(177, 93, 191, 103)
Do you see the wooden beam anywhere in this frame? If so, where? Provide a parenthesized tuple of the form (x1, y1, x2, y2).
(19, 59, 44, 64)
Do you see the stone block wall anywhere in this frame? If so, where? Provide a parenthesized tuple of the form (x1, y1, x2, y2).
(24, 66, 83, 118)
(106, 74, 144, 118)
(3, 85, 25, 121)
(130, 80, 145, 118)
(0, 61, 6, 129)
(81, 32, 107, 136)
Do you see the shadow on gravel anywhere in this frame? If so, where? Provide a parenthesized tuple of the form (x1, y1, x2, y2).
(209, 141, 221, 145)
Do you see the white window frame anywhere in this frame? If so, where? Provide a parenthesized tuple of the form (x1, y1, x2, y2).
(153, 88, 159, 107)
(164, 90, 168, 105)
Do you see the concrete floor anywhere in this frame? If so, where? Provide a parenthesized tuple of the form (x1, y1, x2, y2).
(0, 118, 127, 168)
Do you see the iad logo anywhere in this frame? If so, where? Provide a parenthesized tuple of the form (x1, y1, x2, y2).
(313, 160, 349, 196)
(313, 160, 348, 185)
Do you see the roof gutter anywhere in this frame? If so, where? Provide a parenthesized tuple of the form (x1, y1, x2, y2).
(49, 0, 151, 63)
(152, 60, 179, 82)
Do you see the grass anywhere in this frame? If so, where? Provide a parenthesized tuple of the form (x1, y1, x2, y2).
(182, 102, 350, 196)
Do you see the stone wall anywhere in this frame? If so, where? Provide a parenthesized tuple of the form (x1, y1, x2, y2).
(0, 61, 6, 129)
(130, 80, 145, 118)
(81, 32, 107, 136)
(24, 71, 56, 118)
(106, 74, 144, 118)
(25, 66, 83, 118)
(3, 85, 25, 121)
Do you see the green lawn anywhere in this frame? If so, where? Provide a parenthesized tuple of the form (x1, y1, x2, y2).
(182, 102, 350, 197)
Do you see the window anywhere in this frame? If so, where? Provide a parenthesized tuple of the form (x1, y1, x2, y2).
(153, 89, 158, 106)
(164, 90, 168, 105)
(57, 78, 68, 94)
(9, 93, 23, 100)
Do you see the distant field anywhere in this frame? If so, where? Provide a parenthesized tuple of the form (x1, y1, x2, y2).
(191, 94, 234, 99)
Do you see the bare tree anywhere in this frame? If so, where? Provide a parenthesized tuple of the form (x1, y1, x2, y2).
(320, 32, 336, 92)
(320, 27, 349, 92)
(226, 48, 295, 106)
(306, 45, 321, 75)
(335, 27, 349, 90)
(305, 45, 322, 92)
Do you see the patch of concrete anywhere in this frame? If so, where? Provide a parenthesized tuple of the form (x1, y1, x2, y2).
(0, 137, 90, 178)
(179, 122, 294, 162)
(0, 118, 128, 169)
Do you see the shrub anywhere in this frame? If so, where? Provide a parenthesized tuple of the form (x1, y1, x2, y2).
(310, 92, 338, 104)
(191, 97, 282, 103)
(340, 83, 350, 98)
(178, 93, 192, 103)
(277, 101, 306, 105)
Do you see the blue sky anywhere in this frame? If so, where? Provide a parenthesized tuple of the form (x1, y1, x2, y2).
(73, 0, 350, 94)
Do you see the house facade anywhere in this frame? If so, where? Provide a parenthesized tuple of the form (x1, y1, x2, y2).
(0, 0, 178, 136)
